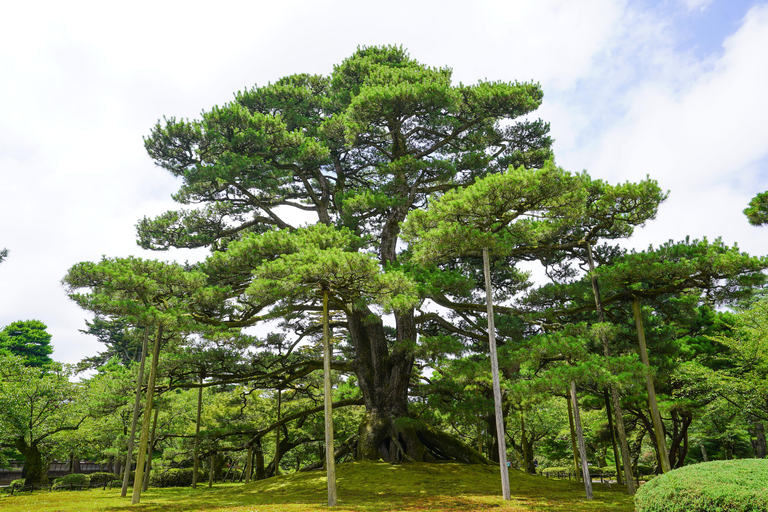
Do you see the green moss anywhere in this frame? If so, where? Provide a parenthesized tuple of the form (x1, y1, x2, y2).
(635, 459, 768, 512)
(1, 461, 634, 511)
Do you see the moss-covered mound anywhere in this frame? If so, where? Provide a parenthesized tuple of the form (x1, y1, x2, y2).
(635, 459, 768, 512)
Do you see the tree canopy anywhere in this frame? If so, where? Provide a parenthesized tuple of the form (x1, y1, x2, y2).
(0, 320, 54, 368)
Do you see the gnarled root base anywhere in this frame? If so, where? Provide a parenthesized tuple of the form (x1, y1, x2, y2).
(356, 411, 487, 464)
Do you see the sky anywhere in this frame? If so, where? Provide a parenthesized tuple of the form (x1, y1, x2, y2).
(1, 0, 767, 366)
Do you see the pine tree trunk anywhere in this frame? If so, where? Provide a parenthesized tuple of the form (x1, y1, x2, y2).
(192, 373, 204, 488)
(752, 421, 767, 458)
(570, 382, 593, 500)
(585, 242, 635, 494)
(274, 388, 281, 476)
(143, 405, 159, 492)
(567, 395, 581, 482)
(132, 323, 162, 504)
(484, 248, 511, 500)
(123, 326, 150, 497)
(208, 453, 215, 487)
(323, 290, 338, 506)
(604, 390, 623, 485)
(244, 445, 253, 484)
(632, 298, 671, 473)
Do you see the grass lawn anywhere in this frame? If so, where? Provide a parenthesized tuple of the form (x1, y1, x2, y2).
(0, 461, 635, 512)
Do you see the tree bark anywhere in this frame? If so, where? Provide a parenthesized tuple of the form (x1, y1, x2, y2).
(585, 242, 635, 494)
(274, 388, 282, 476)
(132, 323, 162, 504)
(751, 420, 767, 458)
(570, 381, 593, 500)
(192, 373, 204, 488)
(604, 390, 623, 485)
(632, 298, 671, 473)
(244, 445, 253, 484)
(208, 453, 215, 487)
(323, 290, 338, 506)
(566, 394, 581, 482)
(143, 405, 159, 492)
(483, 248, 511, 500)
(15, 438, 44, 486)
(123, 326, 150, 496)
(700, 444, 709, 462)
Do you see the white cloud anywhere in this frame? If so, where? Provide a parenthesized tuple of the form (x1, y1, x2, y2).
(679, 0, 715, 12)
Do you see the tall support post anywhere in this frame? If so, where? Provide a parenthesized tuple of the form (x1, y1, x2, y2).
(604, 389, 623, 485)
(483, 248, 511, 501)
(274, 388, 282, 476)
(132, 323, 162, 504)
(323, 289, 338, 506)
(208, 452, 215, 487)
(585, 241, 636, 494)
(570, 381, 594, 500)
(632, 297, 671, 473)
(192, 372, 204, 488)
(122, 326, 150, 497)
(143, 405, 160, 492)
(566, 394, 581, 482)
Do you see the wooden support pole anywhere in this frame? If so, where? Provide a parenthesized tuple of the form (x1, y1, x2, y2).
(483, 248, 511, 501)
(632, 297, 671, 473)
(323, 289, 338, 506)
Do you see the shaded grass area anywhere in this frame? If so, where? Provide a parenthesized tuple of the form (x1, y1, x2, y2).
(0, 461, 635, 512)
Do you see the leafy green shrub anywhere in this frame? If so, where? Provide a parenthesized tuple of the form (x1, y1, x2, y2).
(635, 459, 768, 512)
(10, 478, 25, 489)
(636, 463, 655, 476)
(148, 468, 205, 488)
(52, 473, 90, 489)
(87, 472, 120, 485)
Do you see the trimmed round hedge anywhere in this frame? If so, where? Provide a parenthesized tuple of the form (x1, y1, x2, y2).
(635, 459, 768, 512)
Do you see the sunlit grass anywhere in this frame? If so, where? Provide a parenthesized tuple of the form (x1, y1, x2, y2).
(0, 461, 635, 511)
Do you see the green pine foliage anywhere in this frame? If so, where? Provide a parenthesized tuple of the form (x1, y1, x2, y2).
(635, 460, 768, 512)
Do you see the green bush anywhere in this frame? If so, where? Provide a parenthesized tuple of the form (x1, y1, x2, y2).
(635, 459, 768, 512)
(87, 472, 120, 485)
(52, 473, 90, 489)
(148, 468, 205, 488)
(636, 463, 655, 476)
(10, 478, 25, 489)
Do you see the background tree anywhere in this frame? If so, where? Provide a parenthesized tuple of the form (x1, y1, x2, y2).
(744, 191, 768, 226)
(0, 320, 54, 367)
(0, 354, 86, 485)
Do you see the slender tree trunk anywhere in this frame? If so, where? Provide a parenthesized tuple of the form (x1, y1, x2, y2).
(123, 327, 150, 497)
(483, 248, 511, 500)
(520, 409, 530, 474)
(567, 394, 581, 482)
(255, 439, 265, 480)
(132, 323, 162, 504)
(143, 405, 159, 492)
(274, 388, 281, 476)
(632, 298, 671, 473)
(323, 289, 338, 506)
(604, 390, 623, 485)
(244, 445, 253, 483)
(209, 453, 215, 487)
(192, 373, 204, 488)
(752, 421, 767, 458)
(585, 242, 635, 494)
(570, 381, 593, 500)
(700, 444, 709, 462)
